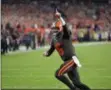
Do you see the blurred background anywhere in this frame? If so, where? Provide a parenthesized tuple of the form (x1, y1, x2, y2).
(1, 0, 111, 54)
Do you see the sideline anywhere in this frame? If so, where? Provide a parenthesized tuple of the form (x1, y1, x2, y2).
(5, 42, 111, 55)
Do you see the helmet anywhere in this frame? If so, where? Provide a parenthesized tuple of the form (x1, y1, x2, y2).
(51, 20, 63, 40)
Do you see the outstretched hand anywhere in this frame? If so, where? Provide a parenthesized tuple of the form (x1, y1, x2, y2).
(55, 9, 61, 18)
(43, 51, 48, 57)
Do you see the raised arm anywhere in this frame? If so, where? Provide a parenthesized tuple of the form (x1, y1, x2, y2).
(55, 9, 71, 39)
(60, 16, 71, 39)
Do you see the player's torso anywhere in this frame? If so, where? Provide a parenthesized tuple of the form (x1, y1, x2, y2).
(53, 38, 75, 61)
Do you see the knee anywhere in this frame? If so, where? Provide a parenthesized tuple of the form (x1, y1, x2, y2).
(55, 70, 62, 79)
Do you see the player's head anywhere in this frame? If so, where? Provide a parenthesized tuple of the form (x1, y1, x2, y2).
(51, 9, 62, 34)
(51, 9, 66, 39)
(51, 22, 63, 40)
(51, 23, 61, 34)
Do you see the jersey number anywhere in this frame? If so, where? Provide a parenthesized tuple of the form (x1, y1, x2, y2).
(55, 43, 64, 56)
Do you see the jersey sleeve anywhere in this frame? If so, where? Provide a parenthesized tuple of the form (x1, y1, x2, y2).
(46, 39, 55, 56)
(63, 25, 71, 39)
(59, 17, 71, 39)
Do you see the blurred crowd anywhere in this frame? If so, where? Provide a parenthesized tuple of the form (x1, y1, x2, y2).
(1, 0, 111, 54)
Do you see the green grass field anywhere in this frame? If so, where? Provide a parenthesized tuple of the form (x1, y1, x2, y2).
(1, 42, 111, 89)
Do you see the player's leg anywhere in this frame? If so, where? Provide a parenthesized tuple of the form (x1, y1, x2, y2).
(55, 60, 76, 90)
(55, 70, 75, 90)
(68, 66, 91, 90)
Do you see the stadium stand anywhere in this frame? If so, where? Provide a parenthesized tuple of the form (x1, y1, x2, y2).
(1, 0, 111, 54)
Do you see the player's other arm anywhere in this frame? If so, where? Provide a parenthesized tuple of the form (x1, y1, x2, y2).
(43, 41, 55, 57)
